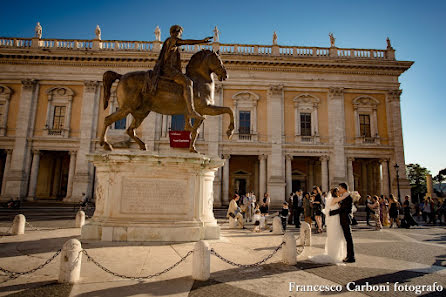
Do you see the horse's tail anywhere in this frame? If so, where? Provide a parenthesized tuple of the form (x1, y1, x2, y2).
(103, 71, 122, 109)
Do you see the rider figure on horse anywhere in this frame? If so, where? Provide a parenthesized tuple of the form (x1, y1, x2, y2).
(148, 25, 212, 122)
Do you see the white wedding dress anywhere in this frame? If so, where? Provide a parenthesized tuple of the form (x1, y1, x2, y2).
(309, 192, 347, 264)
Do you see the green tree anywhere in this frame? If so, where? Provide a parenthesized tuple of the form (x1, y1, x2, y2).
(433, 168, 446, 197)
(406, 163, 430, 202)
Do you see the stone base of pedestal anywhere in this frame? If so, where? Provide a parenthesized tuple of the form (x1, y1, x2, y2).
(81, 151, 223, 242)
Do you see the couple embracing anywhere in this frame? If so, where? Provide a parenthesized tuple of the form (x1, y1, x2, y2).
(310, 182, 356, 264)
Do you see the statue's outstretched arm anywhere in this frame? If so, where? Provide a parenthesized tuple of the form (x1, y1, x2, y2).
(177, 37, 212, 46)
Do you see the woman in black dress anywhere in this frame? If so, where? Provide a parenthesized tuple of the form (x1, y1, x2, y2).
(311, 186, 323, 233)
(260, 193, 270, 215)
(389, 194, 401, 228)
(402, 195, 418, 228)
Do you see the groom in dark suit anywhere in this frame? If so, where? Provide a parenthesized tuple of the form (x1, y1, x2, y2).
(329, 182, 355, 263)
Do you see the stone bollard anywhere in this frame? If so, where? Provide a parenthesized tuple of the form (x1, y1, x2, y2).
(228, 217, 238, 228)
(59, 239, 82, 284)
(75, 211, 85, 228)
(11, 214, 26, 235)
(300, 222, 311, 246)
(282, 232, 297, 265)
(192, 240, 210, 281)
(272, 216, 283, 234)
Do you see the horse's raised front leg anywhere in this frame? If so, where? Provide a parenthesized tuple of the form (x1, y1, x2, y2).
(199, 105, 234, 139)
(189, 118, 203, 153)
(127, 114, 148, 150)
(100, 108, 130, 151)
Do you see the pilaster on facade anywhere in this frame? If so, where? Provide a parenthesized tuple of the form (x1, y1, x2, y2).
(347, 157, 355, 191)
(27, 149, 41, 201)
(258, 154, 267, 198)
(207, 84, 223, 154)
(327, 87, 347, 186)
(379, 158, 390, 197)
(5, 79, 38, 200)
(386, 89, 410, 197)
(72, 80, 99, 201)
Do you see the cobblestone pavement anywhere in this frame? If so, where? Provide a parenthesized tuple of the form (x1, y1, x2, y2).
(0, 203, 445, 297)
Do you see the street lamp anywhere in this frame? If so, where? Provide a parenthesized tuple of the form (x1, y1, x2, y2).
(394, 163, 401, 203)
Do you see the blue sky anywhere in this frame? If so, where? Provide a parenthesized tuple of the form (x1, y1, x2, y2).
(1, 0, 445, 176)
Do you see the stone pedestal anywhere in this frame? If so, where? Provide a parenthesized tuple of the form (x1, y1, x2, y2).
(81, 151, 223, 242)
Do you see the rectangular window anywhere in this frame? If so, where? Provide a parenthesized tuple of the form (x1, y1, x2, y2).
(114, 108, 127, 130)
(359, 114, 371, 137)
(300, 113, 311, 136)
(239, 111, 251, 134)
(53, 106, 66, 130)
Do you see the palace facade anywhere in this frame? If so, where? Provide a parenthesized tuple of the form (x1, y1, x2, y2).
(0, 27, 413, 206)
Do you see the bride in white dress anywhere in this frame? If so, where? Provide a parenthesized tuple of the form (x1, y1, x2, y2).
(309, 187, 347, 264)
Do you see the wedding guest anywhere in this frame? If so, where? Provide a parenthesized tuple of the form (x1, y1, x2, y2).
(389, 194, 401, 228)
(293, 189, 303, 228)
(438, 200, 446, 225)
(260, 193, 271, 215)
(303, 192, 313, 225)
(227, 194, 245, 229)
(402, 195, 418, 228)
(365, 195, 373, 226)
(280, 202, 289, 231)
(312, 186, 323, 233)
(370, 195, 382, 230)
(287, 192, 294, 225)
(252, 209, 261, 232)
(423, 197, 434, 224)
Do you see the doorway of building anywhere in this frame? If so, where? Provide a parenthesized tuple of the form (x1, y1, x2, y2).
(235, 178, 247, 196)
(36, 151, 69, 200)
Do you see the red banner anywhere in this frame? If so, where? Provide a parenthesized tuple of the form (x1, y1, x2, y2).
(169, 131, 191, 148)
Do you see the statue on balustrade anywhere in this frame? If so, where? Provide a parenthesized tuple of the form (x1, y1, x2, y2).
(95, 25, 101, 40)
(35, 22, 42, 39)
(99, 25, 234, 153)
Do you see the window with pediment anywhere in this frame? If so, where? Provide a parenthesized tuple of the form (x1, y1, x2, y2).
(293, 94, 320, 143)
(45, 87, 74, 137)
(232, 91, 259, 141)
(353, 96, 380, 144)
(0, 85, 12, 136)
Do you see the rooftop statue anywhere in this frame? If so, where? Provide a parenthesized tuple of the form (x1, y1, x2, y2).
(154, 26, 161, 41)
(35, 22, 42, 39)
(273, 31, 278, 45)
(213, 26, 220, 42)
(329, 32, 335, 47)
(95, 25, 101, 40)
(99, 25, 234, 153)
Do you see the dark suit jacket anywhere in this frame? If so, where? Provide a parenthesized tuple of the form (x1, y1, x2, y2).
(329, 194, 353, 226)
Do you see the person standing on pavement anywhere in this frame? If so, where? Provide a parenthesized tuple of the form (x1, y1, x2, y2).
(287, 192, 294, 225)
(365, 195, 373, 226)
(293, 189, 303, 228)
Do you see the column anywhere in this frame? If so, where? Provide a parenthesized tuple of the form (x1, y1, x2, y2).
(1, 149, 12, 198)
(259, 154, 267, 197)
(320, 155, 329, 192)
(387, 90, 410, 198)
(5, 80, 39, 199)
(285, 155, 293, 197)
(64, 151, 77, 201)
(222, 154, 230, 206)
(27, 150, 40, 201)
(380, 159, 390, 196)
(327, 87, 347, 184)
(367, 162, 373, 195)
(347, 157, 355, 191)
(361, 161, 368, 196)
(308, 160, 314, 190)
(374, 161, 381, 195)
(213, 167, 222, 207)
(72, 81, 98, 202)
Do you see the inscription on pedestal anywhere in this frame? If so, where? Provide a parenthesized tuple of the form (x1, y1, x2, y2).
(120, 177, 188, 215)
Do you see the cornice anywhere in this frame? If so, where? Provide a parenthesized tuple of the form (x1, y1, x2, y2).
(0, 51, 413, 76)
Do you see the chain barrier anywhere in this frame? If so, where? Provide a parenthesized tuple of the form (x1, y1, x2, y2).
(0, 249, 62, 284)
(81, 249, 193, 280)
(210, 241, 285, 268)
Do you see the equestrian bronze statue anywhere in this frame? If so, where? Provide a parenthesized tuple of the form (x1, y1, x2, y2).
(100, 47, 234, 153)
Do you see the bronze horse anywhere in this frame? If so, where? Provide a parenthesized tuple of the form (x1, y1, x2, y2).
(100, 49, 234, 153)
